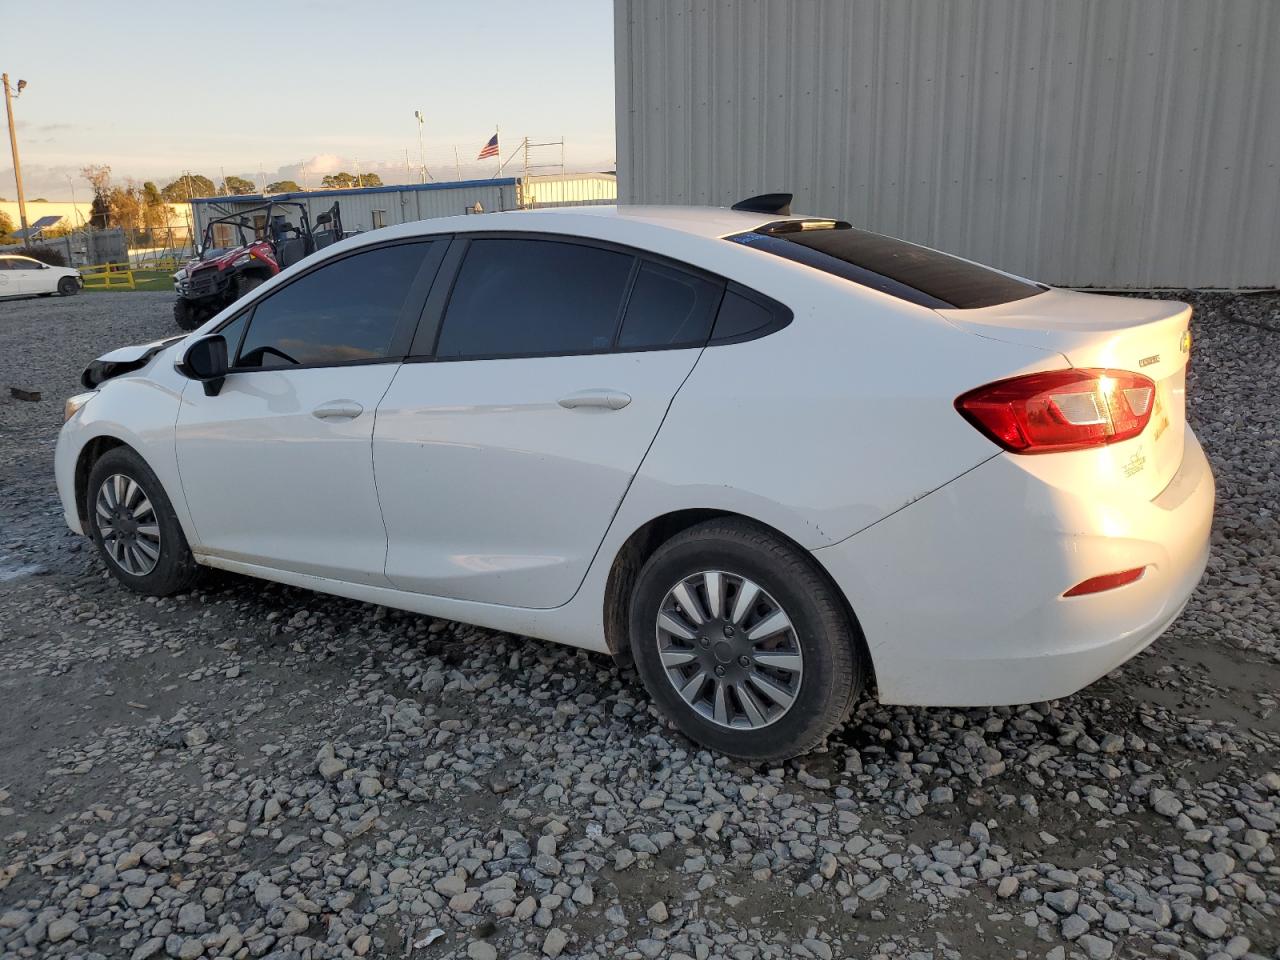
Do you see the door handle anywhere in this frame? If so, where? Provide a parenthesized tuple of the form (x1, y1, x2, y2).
(311, 401, 364, 420)
(558, 389, 632, 411)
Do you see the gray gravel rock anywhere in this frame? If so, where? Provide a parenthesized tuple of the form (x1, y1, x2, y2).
(1, 291, 1278, 959)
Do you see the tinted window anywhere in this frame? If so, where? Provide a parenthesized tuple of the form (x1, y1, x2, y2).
(236, 243, 432, 368)
(435, 238, 633, 358)
(712, 290, 776, 341)
(11, 258, 41, 270)
(616, 262, 722, 349)
(727, 226, 1043, 309)
(216, 311, 251, 358)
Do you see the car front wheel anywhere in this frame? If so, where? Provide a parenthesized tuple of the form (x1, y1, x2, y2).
(58, 277, 79, 296)
(86, 447, 199, 596)
(629, 518, 865, 762)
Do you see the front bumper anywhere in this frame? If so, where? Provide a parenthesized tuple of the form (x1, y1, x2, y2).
(813, 425, 1215, 706)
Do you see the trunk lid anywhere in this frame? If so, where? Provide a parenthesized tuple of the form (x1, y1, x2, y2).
(940, 288, 1191, 501)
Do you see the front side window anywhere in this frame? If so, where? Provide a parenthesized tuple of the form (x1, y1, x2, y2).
(236, 242, 435, 368)
(435, 238, 634, 359)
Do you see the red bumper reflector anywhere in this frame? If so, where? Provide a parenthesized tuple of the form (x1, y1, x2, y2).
(1063, 567, 1147, 597)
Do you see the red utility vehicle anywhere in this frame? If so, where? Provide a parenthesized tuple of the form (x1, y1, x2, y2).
(173, 200, 343, 330)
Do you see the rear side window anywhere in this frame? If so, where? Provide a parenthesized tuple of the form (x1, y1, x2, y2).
(617, 262, 723, 349)
(727, 225, 1043, 309)
(236, 242, 434, 368)
(436, 238, 634, 358)
(712, 289, 779, 341)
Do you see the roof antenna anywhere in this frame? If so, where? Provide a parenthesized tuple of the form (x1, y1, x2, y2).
(731, 193, 792, 216)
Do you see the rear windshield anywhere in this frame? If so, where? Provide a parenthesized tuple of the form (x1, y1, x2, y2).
(726, 224, 1044, 309)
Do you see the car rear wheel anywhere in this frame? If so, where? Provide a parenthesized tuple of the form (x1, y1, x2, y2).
(629, 518, 864, 761)
(58, 277, 79, 296)
(86, 447, 199, 596)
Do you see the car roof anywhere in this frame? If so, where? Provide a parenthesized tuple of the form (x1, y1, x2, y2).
(376, 204, 803, 244)
(526, 204, 798, 239)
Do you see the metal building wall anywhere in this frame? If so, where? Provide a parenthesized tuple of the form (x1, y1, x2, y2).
(522, 174, 619, 208)
(190, 180, 520, 240)
(615, 0, 1280, 288)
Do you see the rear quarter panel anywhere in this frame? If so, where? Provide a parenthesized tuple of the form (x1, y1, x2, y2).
(620, 265, 1068, 549)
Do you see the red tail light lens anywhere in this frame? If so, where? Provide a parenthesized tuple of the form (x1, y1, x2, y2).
(955, 369, 1156, 454)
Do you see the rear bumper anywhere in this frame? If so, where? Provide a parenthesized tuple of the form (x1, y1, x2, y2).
(813, 425, 1214, 706)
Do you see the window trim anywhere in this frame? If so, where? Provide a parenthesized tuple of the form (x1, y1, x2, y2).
(404, 230, 788, 364)
(208, 236, 449, 373)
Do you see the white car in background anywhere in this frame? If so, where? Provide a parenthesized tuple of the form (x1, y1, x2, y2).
(0, 253, 81, 298)
(54, 198, 1214, 761)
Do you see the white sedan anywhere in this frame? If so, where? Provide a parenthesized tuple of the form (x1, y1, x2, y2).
(54, 199, 1214, 761)
(0, 253, 81, 297)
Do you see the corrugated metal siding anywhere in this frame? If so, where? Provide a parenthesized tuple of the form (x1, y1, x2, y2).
(191, 181, 519, 239)
(615, 0, 1280, 288)
(522, 174, 619, 208)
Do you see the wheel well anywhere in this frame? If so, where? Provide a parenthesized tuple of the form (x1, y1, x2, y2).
(602, 509, 876, 690)
(74, 437, 128, 527)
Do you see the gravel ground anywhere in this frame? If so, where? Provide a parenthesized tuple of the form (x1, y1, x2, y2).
(0, 289, 1277, 960)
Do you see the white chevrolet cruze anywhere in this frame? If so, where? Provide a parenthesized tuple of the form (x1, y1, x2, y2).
(56, 199, 1214, 761)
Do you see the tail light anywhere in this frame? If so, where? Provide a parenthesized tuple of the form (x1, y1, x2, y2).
(956, 369, 1156, 454)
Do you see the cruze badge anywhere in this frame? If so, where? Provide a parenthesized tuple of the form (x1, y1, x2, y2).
(1122, 451, 1146, 477)
(1139, 354, 1160, 367)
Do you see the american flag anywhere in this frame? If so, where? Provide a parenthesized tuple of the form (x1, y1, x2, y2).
(477, 133, 499, 160)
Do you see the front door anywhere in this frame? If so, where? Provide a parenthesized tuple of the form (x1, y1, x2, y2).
(175, 240, 444, 583)
(374, 236, 725, 608)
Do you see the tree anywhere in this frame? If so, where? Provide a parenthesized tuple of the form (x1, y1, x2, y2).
(265, 179, 301, 194)
(142, 181, 169, 235)
(109, 181, 144, 233)
(0, 209, 13, 239)
(81, 164, 112, 229)
(320, 171, 383, 189)
(223, 175, 257, 196)
(161, 174, 216, 202)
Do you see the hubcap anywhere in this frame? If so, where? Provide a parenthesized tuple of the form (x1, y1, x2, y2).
(95, 473, 161, 576)
(655, 570, 803, 730)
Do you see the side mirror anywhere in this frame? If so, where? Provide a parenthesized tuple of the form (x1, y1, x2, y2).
(180, 335, 229, 396)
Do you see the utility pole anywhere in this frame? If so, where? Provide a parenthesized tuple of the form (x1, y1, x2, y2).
(3, 73, 30, 236)
(414, 110, 427, 183)
(453, 146, 461, 182)
(66, 174, 80, 228)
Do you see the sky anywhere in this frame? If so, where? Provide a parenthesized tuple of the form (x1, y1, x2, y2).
(3, 0, 616, 200)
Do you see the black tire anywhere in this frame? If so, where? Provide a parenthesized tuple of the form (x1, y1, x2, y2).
(173, 299, 202, 331)
(629, 518, 864, 762)
(57, 277, 79, 296)
(86, 447, 200, 596)
(235, 273, 266, 299)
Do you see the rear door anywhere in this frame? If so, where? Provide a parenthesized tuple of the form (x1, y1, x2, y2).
(374, 235, 724, 608)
